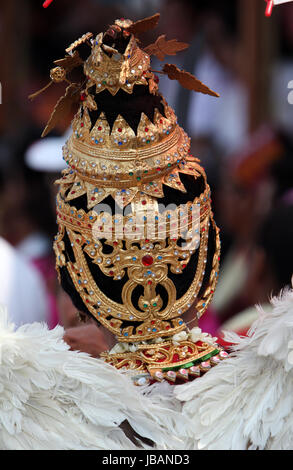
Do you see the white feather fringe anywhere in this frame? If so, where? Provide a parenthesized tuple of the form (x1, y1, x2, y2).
(174, 286, 293, 450)
(1, 286, 293, 450)
(0, 305, 191, 450)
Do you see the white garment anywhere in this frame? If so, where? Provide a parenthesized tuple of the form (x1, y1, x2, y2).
(16, 232, 51, 260)
(0, 237, 49, 326)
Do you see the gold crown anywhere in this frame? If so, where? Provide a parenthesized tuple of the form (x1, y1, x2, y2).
(35, 13, 225, 382)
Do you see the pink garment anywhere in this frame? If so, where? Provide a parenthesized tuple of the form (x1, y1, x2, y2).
(198, 306, 220, 336)
(198, 307, 220, 336)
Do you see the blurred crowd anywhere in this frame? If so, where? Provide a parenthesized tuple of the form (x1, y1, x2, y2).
(0, 0, 292, 350)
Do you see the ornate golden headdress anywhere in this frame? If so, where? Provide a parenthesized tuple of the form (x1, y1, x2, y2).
(34, 14, 226, 384)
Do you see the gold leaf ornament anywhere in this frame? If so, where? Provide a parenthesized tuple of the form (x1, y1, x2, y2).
(126, 13, 160, 35)
(42, 83, 81, 137)
(144, 35, 189, 61)
(162, 63, 220, 97)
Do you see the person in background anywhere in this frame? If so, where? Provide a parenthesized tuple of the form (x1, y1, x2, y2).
(212, 126, 292, 323)
(219, 199, 293, 338)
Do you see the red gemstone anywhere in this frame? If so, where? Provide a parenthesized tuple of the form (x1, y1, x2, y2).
(98, 126, 102, 131)
(118, 128, 122, 132)
(173, 353, 180, 362)
(142, 255, 153, 266)
(147, 280, 152, 285)
(145, 127, 149, 132)
(142, 200, 147, 205)
(80, 93, 86, 101)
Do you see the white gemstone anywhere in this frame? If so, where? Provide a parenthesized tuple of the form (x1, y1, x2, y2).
(167, 371, 176, 380)
(155, 371, 164, 379)
(137, 377, 147, 386)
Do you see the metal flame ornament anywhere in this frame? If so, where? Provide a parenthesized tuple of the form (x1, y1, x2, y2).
(43, 0, 54, 8)
(265, 0, 293, 17)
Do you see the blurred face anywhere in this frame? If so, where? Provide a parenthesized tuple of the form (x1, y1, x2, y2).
(218, 179, 256, 239)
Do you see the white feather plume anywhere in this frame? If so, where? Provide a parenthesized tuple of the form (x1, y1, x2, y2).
(0, 305, 191, 450)
(174, 286, 293, 449)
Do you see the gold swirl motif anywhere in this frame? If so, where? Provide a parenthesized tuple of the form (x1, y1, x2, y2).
(50, 66, 67, 83)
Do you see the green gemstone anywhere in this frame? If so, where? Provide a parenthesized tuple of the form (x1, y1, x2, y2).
(102, 80, 106, 85)
(143, 304, 148, 308)
(153, 303, 157, 307)
(146, 140, 150, 144)
(137, 177, 141, 181)
(168, 163, 171, 167)
(129, 172, 134, 176)
(144, 170, 148, 174)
